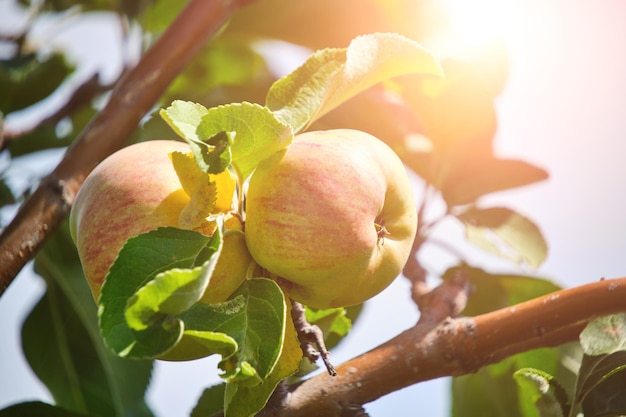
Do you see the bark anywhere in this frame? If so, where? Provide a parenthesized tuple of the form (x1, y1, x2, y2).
(265, 277, 626, 416)
(0, 0, 253, 295)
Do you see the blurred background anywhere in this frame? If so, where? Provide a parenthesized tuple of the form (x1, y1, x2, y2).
(1, 0, 626, 416)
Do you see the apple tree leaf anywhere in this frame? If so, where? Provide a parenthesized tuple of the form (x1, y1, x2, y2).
(266, 32, 444, 133)
(183, 279, 287, 386)
(196, 102, 293, 181)
(99, 226, 221, 358)
(24, 222, 154, 417)
(223, 293, 302, 417)
(159, 100, 209, 143)
(443, 265, 561, 316)
(305, 307, 352, 339)
(573, 352, 626, 414)
(580, 313, 626, 356)
(124, 222, 222, 332)
(191, 384, 226, 417)
(580, 357, 626, 417)
(0, 401, 95, 417)
(513, 368, 569, 417)
(440, 156, 549, 207)
(0, 52, 74, 114)
(456, 206, 548, 268)
(170, 150, 237, 230)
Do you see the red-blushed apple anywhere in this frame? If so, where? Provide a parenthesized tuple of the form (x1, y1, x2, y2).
(70, 140, 253, 360)
(244, 129, 417, 309)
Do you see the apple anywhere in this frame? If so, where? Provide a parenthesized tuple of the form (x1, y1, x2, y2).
(70, 140, 253, 359)
(244, 129, 417, 309)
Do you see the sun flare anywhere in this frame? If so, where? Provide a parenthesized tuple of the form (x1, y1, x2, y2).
(429, 0, 519, 59)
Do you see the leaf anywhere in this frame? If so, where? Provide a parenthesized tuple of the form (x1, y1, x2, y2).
(170, 150, 237, 226)
(573, 352, 626, 407)
(159, 100, 209, 143)
(0, 401, 94, 417)
(99, 227, 220, 358)
(580, 314, 626, 356)
(196, 102, 292, 181)
(191, 384, 226, 417)
(305, 307, 352, 339)
(440, 155, 549, 207)
(452, 345, 578, 417)
(26, 222, 154, 417)
(456, 206, 548, 268)
(0, 52, 74, 114)
(443, 265, 561, 317)
(183, 279, 287, 385)
(162, 101, 293, 182)
(124, 223, 222, 331)
(266, 32, 443, 133)
(223, 293, 302, 417)
(514, 368, 569, 417)
(581, 364, 626, 417)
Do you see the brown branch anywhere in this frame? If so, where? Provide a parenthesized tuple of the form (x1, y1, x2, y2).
(0, 0, 255, 297)
(267, 277, 626, 417)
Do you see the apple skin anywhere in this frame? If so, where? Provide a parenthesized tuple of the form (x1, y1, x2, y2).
(70, 140, 252, 359)
(244, 129, 417, 309)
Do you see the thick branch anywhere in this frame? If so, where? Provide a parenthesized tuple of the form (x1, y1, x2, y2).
(270, 277, 626, 416)
(0, 0, 253, 296)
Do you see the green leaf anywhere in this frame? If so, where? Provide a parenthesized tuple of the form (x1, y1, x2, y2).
(514, 368, 569, 417)
(443, 265, 561, 316)
(305, 307, 351, 339)
(26, 222, 154, 417)
(196, 102, 292, 181)
(452, 345, 578, 417)
(159, 100, 209, 143)
(580, 314, 626, 356)
(204, 131, 233, 174)
(191, 385, 226, 417)
(266, 32, 443, 133)
(0, 52, 74, 114)
(581, 363, 626, 417)
(0, 401, 94, 417)
(223, 295, 302, 417)
(99, 227, 219, 358)
(162, 101, 292, 181)
(456, 206, 548, 268)
(573, 352, 626, 408)
(124, 224, 223, 331)
(213, 278, 287, 383)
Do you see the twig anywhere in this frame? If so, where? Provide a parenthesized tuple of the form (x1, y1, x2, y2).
(267, 277, 626, 417)
(0, 0, 255, 297)
(290, 300, 337, 376)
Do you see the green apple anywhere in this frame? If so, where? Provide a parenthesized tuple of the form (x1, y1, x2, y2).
(70, 140, 253, 359)
(244, 129, 417, 309)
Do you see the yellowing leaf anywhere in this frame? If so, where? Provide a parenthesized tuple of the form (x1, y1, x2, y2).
(170, 151, 236, 231)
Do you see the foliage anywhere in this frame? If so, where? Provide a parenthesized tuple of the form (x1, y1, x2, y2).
(1, 1, 625, 417)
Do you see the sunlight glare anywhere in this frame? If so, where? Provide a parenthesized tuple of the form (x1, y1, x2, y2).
(430, 0, 519, 59)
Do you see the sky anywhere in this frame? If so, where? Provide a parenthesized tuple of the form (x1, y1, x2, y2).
(2, 1, 626, 416)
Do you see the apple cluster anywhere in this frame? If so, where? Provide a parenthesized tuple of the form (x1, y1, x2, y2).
(70, 128, 417, 312)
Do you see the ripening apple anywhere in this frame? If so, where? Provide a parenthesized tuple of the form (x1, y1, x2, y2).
(70, 140, 253, 360)
(244, 129, 417, 309)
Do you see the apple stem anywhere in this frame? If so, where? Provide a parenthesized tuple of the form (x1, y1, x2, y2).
(290, 300, 338, 376)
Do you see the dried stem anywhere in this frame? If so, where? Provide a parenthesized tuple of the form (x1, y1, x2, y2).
(0, 0, 255, 296)
(290, 300, 337, 376)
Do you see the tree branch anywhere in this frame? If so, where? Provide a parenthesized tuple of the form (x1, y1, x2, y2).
(268, 277, 626, 416)
(0, 0, 254, 296)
